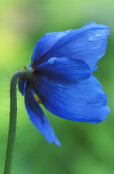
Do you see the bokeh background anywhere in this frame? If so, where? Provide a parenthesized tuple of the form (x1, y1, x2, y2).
(0, 0, 114, 174)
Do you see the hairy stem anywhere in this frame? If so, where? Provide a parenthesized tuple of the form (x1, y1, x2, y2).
(4, 68, 32, 174)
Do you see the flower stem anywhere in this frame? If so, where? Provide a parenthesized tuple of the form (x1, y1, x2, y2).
(4, 68, 33, 174)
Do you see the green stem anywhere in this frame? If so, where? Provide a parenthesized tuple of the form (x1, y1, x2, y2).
(4, 68, 33, 174)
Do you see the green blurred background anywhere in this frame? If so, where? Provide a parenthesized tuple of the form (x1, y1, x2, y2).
(0, 0, 114, 174)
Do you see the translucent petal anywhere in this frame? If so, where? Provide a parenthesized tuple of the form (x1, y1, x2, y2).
(35, 57, 91, 83)
(25, 84, 61, 146)
(32, 75, 110, 123)
(35, 23, 109, 71)
(31, 30, 70, 67)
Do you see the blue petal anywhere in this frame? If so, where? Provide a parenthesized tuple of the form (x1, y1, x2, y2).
(35, 57, 91, 83)
(31, 30, 70, 67)
(25, 84, 61, 146)
(18, 78, 26, 95)
(37, 22, 110, 71)
(32, 75, 110, 123)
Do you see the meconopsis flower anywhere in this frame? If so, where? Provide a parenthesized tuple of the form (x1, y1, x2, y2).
(18, 22, 110, 146)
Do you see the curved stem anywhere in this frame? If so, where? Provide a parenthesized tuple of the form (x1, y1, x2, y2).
(4, 68, 32, 174)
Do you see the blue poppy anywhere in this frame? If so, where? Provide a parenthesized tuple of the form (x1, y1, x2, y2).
(18, 22, 110, 146)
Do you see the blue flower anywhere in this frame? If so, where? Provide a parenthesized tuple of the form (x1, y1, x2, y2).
(18, 22, 110, 146)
